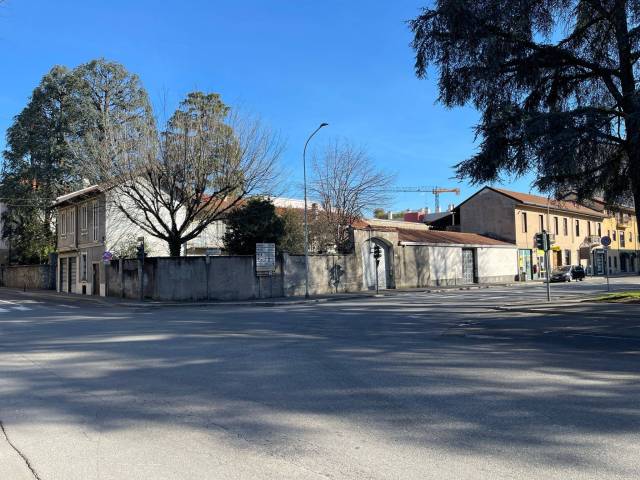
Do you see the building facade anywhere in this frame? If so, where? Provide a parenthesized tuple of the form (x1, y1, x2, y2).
(352, 218, 518, 289)
(456, 187, 606, 280)
(577, 198, 639, 275)
(54, 184, 226, 295)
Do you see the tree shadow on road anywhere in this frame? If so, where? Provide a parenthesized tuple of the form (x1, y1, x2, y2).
(0, 299, 639, 476)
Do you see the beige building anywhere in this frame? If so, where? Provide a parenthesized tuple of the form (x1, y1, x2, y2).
(456, 187, 606, 280)
(580, 198, 639, 275)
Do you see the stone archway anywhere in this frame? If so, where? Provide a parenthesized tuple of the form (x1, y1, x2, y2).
(362, 238, 392, 290)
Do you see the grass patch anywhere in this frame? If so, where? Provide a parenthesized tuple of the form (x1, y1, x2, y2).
(595, 291, 640, 303)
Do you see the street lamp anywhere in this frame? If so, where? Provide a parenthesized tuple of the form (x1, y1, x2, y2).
(303, 122, 328, 299)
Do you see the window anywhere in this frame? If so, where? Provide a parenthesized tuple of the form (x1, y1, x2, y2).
(69, 208, 75, 235)
(587, 221, 592, 236)
(614, 256, 618, 269)
(620, 231, 626, 247)
(80, 253, 88, 282)
(554, 217, 559, 235)
(522, 212, 528, 233)
(92, 201, 99, 242)
(60, 211, 67, 236)
(575, 219, 580, 237)
(564, 250, 571, 266)
(539, 215, 544, 233)
(80, 204, 88, 231)
(563, 218, 568, 236)
(613, 231, 617, 241)
(609, 256, 612, 268)
(597, 223, 602, 237)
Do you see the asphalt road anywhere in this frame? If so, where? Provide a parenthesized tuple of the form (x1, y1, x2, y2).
(0, 277, 639, 479)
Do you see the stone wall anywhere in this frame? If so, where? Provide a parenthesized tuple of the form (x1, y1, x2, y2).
(282, 253, 361, 296)
(0, 264, 56, 290)
(93, 243, 518, 301)
(106, 255, 284, 301)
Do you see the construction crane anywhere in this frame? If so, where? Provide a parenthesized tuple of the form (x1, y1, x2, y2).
(382, 186, 461, 212)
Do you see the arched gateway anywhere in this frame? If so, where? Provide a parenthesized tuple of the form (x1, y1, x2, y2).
(362, 238, 391, 290)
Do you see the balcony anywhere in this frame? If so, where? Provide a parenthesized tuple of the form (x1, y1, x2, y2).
(617, 214, 631, 228)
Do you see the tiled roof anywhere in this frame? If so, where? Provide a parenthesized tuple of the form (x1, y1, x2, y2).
(491, 187, 604, 217)
(54, 184, 103, 206)
(353, 218, 513, 246)
(398, 229, 513, 246)
(353, 218, 431, 231)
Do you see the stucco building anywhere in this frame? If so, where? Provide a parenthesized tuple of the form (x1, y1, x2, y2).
(454, 187, 606, 280)
(351, 218, 518, 288)
(577, 198, 639, 275)
(54, 184, 226, 295)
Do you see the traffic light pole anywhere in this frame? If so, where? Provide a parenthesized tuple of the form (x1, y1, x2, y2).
(545, 244, 551, 302)
(536, 231, 552, 302)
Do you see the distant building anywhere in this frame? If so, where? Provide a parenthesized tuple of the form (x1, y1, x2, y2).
(453, 186, 608, 280)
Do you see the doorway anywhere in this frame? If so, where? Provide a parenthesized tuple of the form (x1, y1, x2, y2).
(362, 238, 390, 290)
(68, 257, 77, 293)
(92, 263, 100, 295)
(60, 258, 67, 292)
(461, 249, 476, 284)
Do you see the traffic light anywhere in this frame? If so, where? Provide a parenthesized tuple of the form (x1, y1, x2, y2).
(534, 232, 549, 251)
(373, 244, 381, 265)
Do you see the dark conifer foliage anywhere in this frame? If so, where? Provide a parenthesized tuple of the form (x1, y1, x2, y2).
(410, 1, 640, 216)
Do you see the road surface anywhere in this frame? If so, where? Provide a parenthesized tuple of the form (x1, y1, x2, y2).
(0, 277, 639, 479)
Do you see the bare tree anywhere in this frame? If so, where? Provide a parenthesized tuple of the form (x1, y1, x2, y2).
(310, 141, 395, 252)
(88, 91, 283, 256)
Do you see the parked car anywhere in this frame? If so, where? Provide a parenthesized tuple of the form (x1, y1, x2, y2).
(550, 265, 585, 282)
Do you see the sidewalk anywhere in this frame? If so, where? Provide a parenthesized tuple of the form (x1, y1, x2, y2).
(1, 287, 379, 308)
(2, 282, 530, 309)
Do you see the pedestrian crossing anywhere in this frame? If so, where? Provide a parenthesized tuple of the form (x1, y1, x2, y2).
(0, 299, 80, 314)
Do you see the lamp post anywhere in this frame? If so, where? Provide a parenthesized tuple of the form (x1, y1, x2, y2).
(303, 122, 328, 299)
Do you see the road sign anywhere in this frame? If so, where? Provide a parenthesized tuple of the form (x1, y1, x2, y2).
(102, 251, 113, 265)
(601, 235, 612, 247)
(256, 243, 276, 276)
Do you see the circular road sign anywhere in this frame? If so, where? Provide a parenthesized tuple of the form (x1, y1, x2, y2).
(601, 236, 612, 247)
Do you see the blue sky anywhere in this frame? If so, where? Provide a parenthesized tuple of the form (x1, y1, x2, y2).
(0, 0, 535, 212)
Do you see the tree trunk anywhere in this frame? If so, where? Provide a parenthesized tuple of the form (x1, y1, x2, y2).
(629, 138, 640, 277)
(168, 237, 182, 257)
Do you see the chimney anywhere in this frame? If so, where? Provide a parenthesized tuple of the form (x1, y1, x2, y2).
(448, 203, 455, 212)
(387, 210, 393, 219)
(426, 207, 431, 214)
